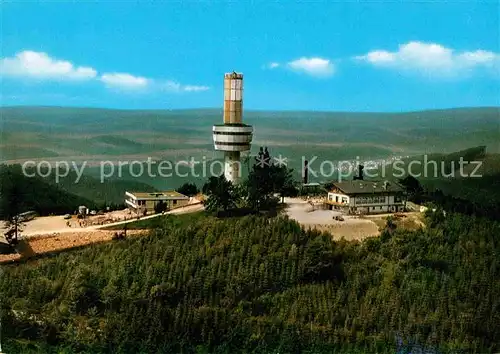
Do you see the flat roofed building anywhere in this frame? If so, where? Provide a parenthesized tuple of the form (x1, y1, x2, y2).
(326, 180, 406, 214)
(125, 191, 189, 214)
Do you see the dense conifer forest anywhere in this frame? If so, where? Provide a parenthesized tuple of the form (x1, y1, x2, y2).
(1, 210, 499, 353)
(0, 165, 97, 218)
(0, 164, 160, 218)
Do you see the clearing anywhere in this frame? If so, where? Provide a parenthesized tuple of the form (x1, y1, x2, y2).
(0, 202, 204, 264)
(284, 197, 424, 241)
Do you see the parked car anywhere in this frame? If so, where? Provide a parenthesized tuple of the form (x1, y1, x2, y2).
(63, 214, 71, 219)
(333, 215, 344, 221)
(16, 211, 37, 222)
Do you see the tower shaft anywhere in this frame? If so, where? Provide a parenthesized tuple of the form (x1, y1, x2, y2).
(223, 72, 243, 124)
(224, 151, 241, 184)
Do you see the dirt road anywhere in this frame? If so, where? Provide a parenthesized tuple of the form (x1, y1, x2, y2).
(0, 203, 204, 238)
(0, 203, 204, 264)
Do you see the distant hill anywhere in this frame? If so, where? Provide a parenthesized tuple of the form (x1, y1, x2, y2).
(1, 106, 498, 165)
(2, 106, 498, 194)
(18, 166, 159, 206)
(0, 164, 160, 218)
(376, 146, 500, 206)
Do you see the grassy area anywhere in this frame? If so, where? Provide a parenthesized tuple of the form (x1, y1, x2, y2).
(103, 211, 207, 230)
(368, 213, 425, 232)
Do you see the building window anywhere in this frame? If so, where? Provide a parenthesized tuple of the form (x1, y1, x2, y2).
(395, 194, 402, 203)
(356, 196, 385, 205)
(173, 200, 177, 205)
(335, 196, 339, 202)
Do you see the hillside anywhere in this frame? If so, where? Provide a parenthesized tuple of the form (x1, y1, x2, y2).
(423, 151, 500, 203)
(375, 146, 500, 206)
(1, 212, 499, 353)
(40, 170, 158, 206)
(0, 164, 158, 211)
(1, 106, 499, 168)
(0, 165, 97, 218)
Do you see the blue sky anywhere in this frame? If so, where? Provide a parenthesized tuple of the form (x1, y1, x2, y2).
(1, 1, 499, 111)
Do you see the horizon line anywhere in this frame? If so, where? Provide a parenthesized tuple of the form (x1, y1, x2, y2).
(0, 104, 499, 115)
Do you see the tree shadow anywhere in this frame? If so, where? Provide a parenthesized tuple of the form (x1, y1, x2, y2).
(214, 207, 281, 218)
(0, 240, 16, 255)
(14, 239, 36, 259)
(215, 208, 259, 218)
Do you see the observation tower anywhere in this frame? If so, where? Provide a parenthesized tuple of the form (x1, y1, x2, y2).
(212, 72, 253, 184)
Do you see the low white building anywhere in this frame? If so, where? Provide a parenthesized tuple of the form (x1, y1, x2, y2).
(125, 191, 189, 215)
(326, 180, 406, 214)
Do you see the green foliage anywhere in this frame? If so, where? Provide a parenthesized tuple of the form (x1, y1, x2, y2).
(177, 182, 200, 197)
(39, 169, 157, 206)
(380, 216, 397, 243)
(245, 147, 297, 210)
(0, 164, 96, 219)
(399, 175, 424, 202)
(298, 185, 324, 197)
(423, 188, 500, 221)
(202, 175, 239, 212)
(388, 147, 500, 207)
(3, 215, 25, 245)
(103, 212, 206, 230)
(1, 211, 499, 353)
(154, 200, 168, 214)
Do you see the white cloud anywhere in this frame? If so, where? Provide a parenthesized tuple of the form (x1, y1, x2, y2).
(0, 50, 97, 80)
(162, 80, 181, 92)
(261, 62, 280, 70)
(160, 80, 209, 92)
(355, 41, 500, 77)
(183, 85, 210, 92)
(287, 57, 335, 77)
(100, 72, 149, 89)
(100, 74, 210, 93)
(1, 49, 210, 93)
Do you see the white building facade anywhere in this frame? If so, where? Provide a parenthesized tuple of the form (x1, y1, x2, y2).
(327, 180, 406, 214)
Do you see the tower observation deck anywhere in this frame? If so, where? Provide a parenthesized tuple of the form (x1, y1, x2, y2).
(212, 72, 253, 184)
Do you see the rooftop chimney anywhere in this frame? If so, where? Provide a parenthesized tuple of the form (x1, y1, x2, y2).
(353, 164, 364, 181)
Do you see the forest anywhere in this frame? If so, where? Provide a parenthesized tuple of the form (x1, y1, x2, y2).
(0, 164, 97, 219)
(1, 209, 499, 353)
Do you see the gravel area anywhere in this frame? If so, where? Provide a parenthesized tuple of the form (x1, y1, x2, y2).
(284, 197, 380, 241)
(0, 230, 147, 264)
